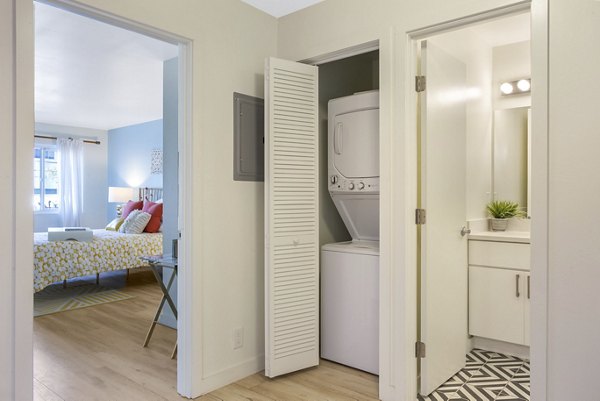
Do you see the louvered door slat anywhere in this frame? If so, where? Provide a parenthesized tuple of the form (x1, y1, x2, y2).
(265, 57, 319, 378)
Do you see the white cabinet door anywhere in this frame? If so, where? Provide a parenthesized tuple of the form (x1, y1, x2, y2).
(469, 266, 525, 345)
(264, 57, 320, 378)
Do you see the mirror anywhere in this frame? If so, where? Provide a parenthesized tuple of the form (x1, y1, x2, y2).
(493, 107, 530, 215)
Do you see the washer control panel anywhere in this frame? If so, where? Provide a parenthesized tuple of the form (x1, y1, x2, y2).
(329, 175, 379, 194)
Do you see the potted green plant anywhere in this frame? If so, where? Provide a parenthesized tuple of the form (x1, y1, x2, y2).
(486, 200, 525, 231)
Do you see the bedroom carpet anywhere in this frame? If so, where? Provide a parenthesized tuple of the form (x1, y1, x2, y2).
(34, 281, 134, 317)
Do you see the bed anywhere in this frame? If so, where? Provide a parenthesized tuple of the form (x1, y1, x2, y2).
(33, 230, 162, 292)
(33, 187, 164, 292)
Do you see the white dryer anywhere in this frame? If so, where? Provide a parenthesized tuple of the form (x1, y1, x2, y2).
(328, 90, 379, 241)
(321, 90, 380, 374)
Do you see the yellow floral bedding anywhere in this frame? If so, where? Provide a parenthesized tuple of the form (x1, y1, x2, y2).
(34, 229, 162, 292)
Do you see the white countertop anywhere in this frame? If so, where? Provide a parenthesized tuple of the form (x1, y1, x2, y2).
(468, 230, 530, 244)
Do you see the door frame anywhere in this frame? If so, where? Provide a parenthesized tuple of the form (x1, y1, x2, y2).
(404, 1, 549, 400)
(16, 0, 196, 398)
(300, 39, 391, 399)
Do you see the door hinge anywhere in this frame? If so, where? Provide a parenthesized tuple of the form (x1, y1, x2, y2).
(415, 75, 426, 92)
(415, 341, 426, 358)
(415, 208, 426, 225)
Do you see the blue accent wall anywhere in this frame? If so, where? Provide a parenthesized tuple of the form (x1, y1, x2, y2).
(107, 119, 163, 220)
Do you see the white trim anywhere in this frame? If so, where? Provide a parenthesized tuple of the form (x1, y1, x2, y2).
(176, 39, 197, 398)
(402, 29, 420, 401)
(529, 0, 549, 399)
(471, 337, 530, 361)
(194, 355, 264, 395)
(15, 0, 35, 399)
(17, 1, 197, 399)
(406, 1, 531, 39)
(378, 27, 403, 401)
(404, 3, 548, 400)
(300, 40, 380, 65)
(36, 0, 188, 45)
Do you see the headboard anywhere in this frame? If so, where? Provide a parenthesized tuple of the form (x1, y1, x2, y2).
(138, 187, 163, 202)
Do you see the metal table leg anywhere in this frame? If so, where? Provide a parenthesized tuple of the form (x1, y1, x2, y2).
(143, 264, 178, 349)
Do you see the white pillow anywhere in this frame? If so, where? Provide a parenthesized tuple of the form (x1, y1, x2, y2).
(119, 210, 151, 234)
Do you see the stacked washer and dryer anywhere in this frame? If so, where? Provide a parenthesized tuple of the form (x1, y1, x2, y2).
(321, 90, 380, 375)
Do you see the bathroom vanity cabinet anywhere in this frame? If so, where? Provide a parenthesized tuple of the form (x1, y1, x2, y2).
(468, 237, 531, 346)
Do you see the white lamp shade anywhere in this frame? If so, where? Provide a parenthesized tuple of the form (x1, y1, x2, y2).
(108, 187, 135, 203)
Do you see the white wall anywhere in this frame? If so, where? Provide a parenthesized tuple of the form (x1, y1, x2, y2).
(34, 123, 108, 231)
(546, 0, 600, 399)
(493, 40, 531, 110)
(1, 2, 16, 398)
(75, 1, 276, 396)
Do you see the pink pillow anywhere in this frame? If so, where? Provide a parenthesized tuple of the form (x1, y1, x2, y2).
(122, 200, 143, 219)
(142, 201, 163, 233)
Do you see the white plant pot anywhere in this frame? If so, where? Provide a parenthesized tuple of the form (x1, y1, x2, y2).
(490, 218, 509, 231)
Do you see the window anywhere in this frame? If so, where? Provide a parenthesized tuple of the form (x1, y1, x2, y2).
(33, 145, 60, 212)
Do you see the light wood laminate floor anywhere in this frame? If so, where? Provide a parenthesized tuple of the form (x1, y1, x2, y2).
(34, 270, 379, 401)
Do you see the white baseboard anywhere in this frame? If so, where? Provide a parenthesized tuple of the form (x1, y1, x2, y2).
(471, 336, 530, 360)
(194, 355, 265, 398)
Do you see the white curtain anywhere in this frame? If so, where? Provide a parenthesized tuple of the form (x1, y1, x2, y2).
(57, 138, 84, 227)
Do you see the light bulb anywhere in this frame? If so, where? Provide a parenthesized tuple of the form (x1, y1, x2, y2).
(500, 82, 514, 95)
(517, 79, 531, 92)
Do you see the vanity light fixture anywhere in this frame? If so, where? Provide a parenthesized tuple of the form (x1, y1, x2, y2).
(500, 82, 514, 95)
(500, 78, 531, 96)
(517, 79, 531, 92)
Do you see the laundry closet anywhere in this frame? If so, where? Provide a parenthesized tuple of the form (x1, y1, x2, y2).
(263, 50, 380, 379)
(317, 51, 380, 375)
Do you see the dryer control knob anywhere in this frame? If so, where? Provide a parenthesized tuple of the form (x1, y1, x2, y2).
(330, 175, 338, 184)
(358, 182, 365, 190)
(348, 182, 355, 190)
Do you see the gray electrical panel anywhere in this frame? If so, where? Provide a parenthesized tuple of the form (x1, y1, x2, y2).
(233, 92, 264, 181)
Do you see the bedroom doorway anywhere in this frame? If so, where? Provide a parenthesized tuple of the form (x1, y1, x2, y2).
(32, 1, 193, 399)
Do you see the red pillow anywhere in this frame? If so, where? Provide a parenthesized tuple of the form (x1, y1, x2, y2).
(142, 201, 163, 233)
(122, 200, 143, 219)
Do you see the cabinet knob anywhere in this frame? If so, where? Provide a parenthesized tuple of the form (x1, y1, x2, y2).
(516, 274, 521, 298)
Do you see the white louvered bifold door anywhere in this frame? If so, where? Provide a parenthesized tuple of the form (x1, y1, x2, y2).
(264, 57, 319, 378)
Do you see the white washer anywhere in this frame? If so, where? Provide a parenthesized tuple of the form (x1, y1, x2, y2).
(321, 241, 379, 374)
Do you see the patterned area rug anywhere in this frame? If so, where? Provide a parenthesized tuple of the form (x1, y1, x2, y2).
(34, 283, 134, 317)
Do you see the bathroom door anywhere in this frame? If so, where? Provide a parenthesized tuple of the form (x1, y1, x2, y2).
(264, 57, 320, 378)
(419, 40, 469, 395)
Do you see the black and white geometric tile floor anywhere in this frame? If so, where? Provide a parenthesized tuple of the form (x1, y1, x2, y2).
(418, 349, 530, 401)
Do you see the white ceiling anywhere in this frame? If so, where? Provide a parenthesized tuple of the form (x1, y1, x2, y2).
(240, 0, 324, 18)
(35, 2, 178, 131)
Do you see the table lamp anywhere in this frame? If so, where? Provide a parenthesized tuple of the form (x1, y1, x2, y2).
(108, 187, 135, 217)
